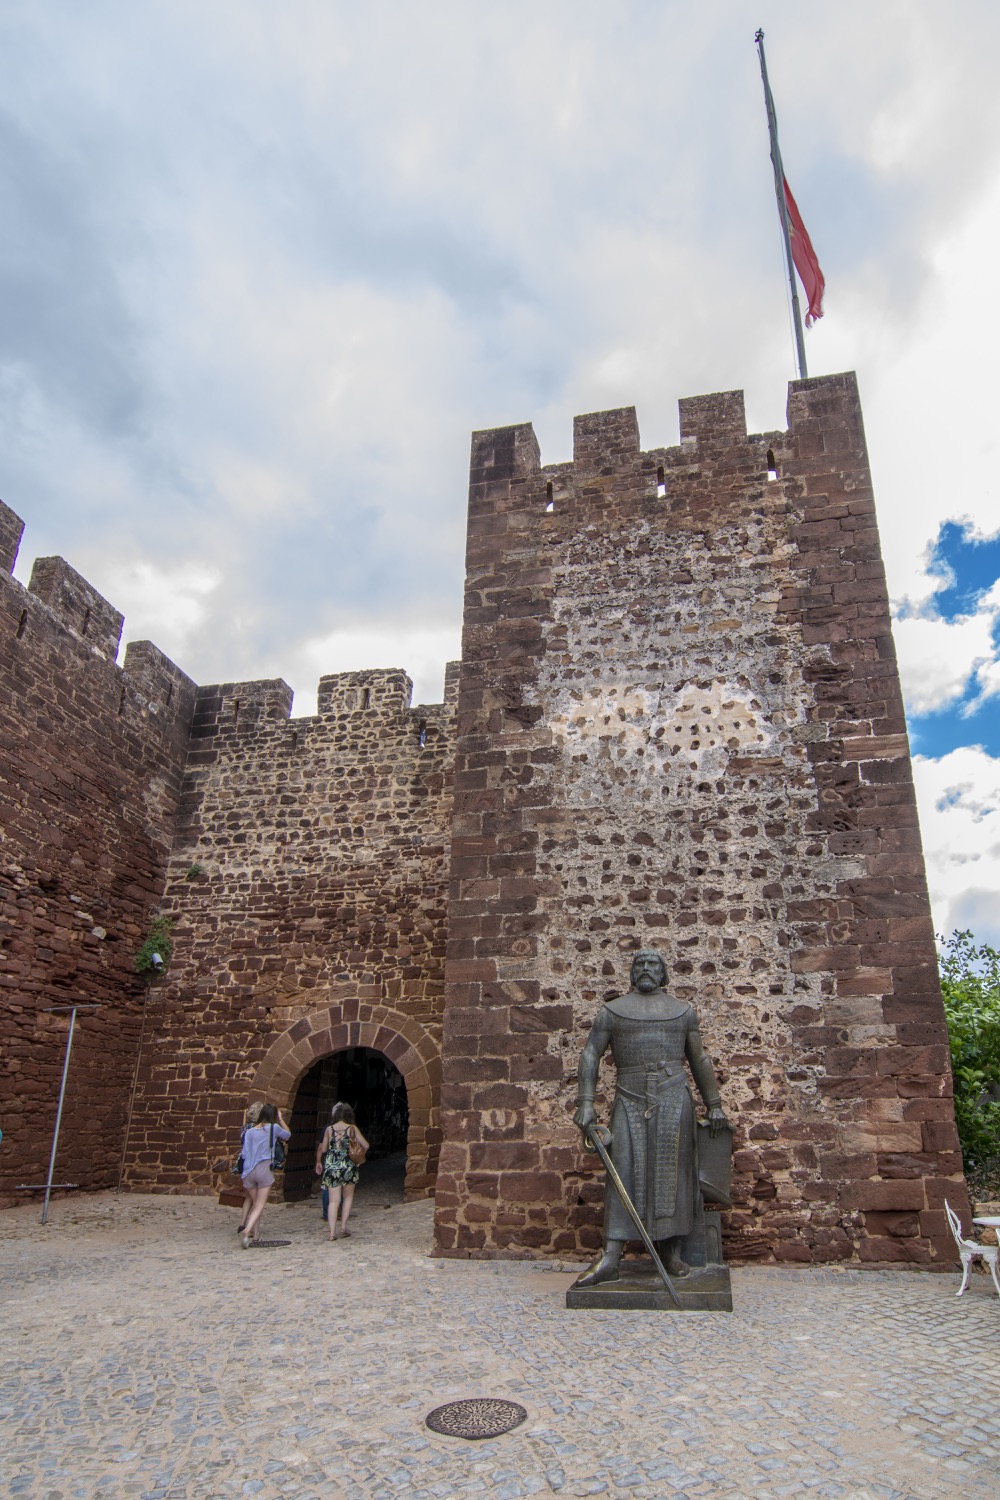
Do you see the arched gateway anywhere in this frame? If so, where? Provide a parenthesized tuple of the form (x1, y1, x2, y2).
(251, 1001, 441, 1199)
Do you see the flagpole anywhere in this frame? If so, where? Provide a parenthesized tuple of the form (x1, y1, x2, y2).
(755, 28, 808, 380)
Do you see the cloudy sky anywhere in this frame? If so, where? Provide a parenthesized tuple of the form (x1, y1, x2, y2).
(2, 0, 999, 944)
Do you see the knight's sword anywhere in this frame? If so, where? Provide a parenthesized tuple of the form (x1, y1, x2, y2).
(585, 1124, 681, 1307)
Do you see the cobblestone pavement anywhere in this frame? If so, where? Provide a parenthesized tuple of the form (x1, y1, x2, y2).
(2, 1181, 1000, 1500)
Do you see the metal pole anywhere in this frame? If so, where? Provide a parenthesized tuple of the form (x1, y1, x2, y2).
(117, 955, 162, 1193)
(41, 1007, 77, 1225)
(755, 29, 808, 380)
(117, 979, 150, 1193)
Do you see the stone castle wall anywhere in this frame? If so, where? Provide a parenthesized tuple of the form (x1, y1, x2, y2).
(0, 500, 196, 1204)
(121, 665, 457, 1198)
(0, 496, 455, 1206)
(1, 371, 969, 1264)
(432, 373, 967, 1266)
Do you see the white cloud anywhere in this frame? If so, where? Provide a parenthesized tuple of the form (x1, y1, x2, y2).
(966, 659, 1000, 715)
(866, 170, 1000, 608)
(891, 533, 1000, 719)
(893, 591, 1000, 714)
(114, 561, 219, 649)
(893, 610, 996, 715)
(913, 747, 1000, 944)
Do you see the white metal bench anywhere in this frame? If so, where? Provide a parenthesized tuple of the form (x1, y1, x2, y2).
(945, 1199, 1000, 1297)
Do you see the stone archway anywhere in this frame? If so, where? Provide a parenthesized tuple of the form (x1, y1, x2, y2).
(250, 1000, 441, 1198)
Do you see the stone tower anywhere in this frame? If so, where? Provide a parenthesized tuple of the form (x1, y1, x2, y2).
(432, 372, 964, 1266)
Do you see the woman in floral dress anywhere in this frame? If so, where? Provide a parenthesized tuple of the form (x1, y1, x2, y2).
(316, 1102, 369, 1241)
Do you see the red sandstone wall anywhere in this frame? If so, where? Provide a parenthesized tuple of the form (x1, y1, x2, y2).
(123, 666, 455, 1198)
(432, 373, 967, 1266)
(0, 502, 196, 1204)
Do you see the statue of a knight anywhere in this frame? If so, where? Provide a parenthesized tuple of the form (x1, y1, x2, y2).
(573, 948, 730, 1285)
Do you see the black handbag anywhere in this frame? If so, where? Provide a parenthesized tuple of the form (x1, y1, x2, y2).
(269, 1124, 286, 1171)
(232, 1129, 246, 1176)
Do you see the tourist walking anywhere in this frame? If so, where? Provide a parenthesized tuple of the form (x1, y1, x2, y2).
(316, 1102, 368, 1241)
(238, 1101, 264, 1234)
(239, 1103, 290, 1247)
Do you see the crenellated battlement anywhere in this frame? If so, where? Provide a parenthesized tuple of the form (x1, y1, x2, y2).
(0, 498, 23, 574)
(28, 555, 124, 660)
(572, 404, 641, 473)
(467, 373, 870, 527)
(677, 386, 748, 445)
(317, 667, 414, 718)
(182, 666, 458, 771)
(188, 679, 296, 757)
(3, 508, 453, 761)
(1, 524, 197, 749)
(122, 639, 199, 723)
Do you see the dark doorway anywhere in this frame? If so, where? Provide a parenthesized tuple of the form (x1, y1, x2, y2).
(283, 1047, 408, 1201)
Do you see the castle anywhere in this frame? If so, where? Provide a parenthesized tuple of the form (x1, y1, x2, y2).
(0, 371, 969, 1265)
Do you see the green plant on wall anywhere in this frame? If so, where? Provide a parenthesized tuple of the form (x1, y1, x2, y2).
(939, 929, 1000, 1191)
(135, 915, 173, 977)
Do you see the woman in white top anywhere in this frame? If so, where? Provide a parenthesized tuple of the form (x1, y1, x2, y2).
(239, 1102, 290, 1247)
(238, 1100, 264, 1234)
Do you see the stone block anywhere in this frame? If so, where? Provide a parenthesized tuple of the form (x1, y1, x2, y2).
(498, 1171, 563, 1203)
(849, 1180, 925, 1211)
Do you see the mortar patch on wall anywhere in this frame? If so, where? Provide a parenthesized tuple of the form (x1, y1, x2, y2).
(548, 679, 803, 792)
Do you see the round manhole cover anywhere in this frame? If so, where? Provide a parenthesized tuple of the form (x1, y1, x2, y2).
(425, 1398, 527, 1441)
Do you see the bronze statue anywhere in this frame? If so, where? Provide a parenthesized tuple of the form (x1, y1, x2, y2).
(573, 949, 730, 1286)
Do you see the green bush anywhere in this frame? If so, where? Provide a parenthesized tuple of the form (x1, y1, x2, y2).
(135, 915, 173, 977)
(939, 929, 1000, 1186)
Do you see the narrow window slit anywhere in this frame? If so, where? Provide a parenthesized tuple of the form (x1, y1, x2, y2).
(82, 606, 91, 636)
(118, 686, 126, 716)
(418, 720, 428, 747)
(767, 449, 779, 481)
(290, 730, 299, 750)
(656, 465, 666, 499)
(545, 481, 554, 513)
(232, 699, 240, 726)
(362, 687, 371, 710)
(16, 609, 27, 639)
(166, 683, 174, 706)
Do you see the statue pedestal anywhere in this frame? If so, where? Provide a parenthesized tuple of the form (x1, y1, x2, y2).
(566, 1262, 732, 1312)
